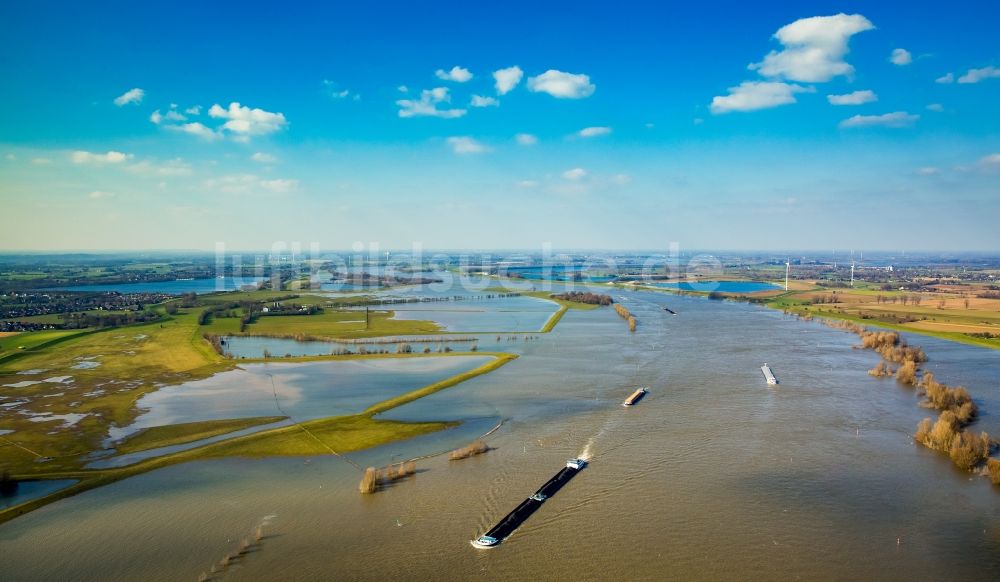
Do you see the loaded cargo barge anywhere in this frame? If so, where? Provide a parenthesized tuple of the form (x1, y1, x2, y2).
(622, 387, 648, 407)
(471, 459, 587, 549)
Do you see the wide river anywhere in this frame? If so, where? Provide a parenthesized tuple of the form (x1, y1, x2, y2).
(2, 287, 1000, 580)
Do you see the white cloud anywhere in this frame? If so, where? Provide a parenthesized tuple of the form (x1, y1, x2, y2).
(446, 136, 489, 155)
(515, 133, 538, 146)
(470, 95, 499, 107)
(980, 153, 1000, 167)
(126, 158, 192, 177)
(251, 152, 277, 163)
(562, 167, 587, 180)
(750, 14, 875, 82)
(435, 66, 473, 83)
(517, 180, 539, 188)
(527, 70, 595, 99)
(917, 167, 939, 175)
(396, 87, 466, 118)
(926, 103, 944, 112)
(611, 174, 632, 185)
(839, 111, 919, 128)
(169, 122, 222, 141)
(260, 179, 298, 193)
(71, 150, 133, 164)
(114, 88, 145, 106)
(88, 190, 115, 199)
(204, 174, 259, 193)
(958, 66, 1000, 84)
(578, 126, 612, 138)
(493, 66, 524, 95)
(710, 81, 811, 114)
(204, 174, 296, 194)
(890, 48, 912, 66)
(397, 85, 409, 93)
(827, 89, 877, 105)
(185, 105, 202, 115)
(936, 73, 955, 84)
(208, 102, 288, 137)
(323, 80, 358, 100)
(151, 109, 185, 124)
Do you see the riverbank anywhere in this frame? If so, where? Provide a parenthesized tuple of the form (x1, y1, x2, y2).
(629, 280, 1000, 351)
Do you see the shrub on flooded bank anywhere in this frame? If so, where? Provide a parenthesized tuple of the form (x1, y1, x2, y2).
(950, 431, 992, 471)
(868, 361, 894, 377)
(896, 360, 919, 385)
(359, 461, 417, 494)
(359, 467, 378, 494)
(920, 372, 977, 423)
(916, 412, 958, 451)
(825, 318, 996, 485)
(989, 458, 1000, 485)
(915, 412, 993, 472)
(614, 304, 637, 332)
(449, 439, 489, 460)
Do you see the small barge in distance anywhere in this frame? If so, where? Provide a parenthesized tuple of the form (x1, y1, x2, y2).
(622, 387, 649, 407)
(471, 459, 588, 549)
(761, 363, 778, 385)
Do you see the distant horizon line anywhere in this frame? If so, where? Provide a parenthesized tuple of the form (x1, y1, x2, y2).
(1, 248, 998, 256)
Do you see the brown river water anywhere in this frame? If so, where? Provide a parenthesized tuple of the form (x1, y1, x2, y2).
(2, 288, 1000, 581)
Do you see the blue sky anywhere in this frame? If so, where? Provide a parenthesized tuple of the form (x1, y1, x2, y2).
(1, 1, 998, 251)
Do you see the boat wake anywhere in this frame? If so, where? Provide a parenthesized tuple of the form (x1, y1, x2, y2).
(578, 415, 620, 461)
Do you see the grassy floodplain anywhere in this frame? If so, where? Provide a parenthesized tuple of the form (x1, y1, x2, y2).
(0, 352, 516, 525)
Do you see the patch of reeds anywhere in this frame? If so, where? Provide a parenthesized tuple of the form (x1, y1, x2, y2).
(449, 439, 490, 460)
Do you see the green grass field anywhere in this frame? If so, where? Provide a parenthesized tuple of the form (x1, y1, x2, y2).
(114, 416, 288, 454)
(245, 309, 441, 338)
(0, 329, 89, 357)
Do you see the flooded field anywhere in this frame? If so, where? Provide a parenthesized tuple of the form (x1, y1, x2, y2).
(106, 355, 494, 442)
